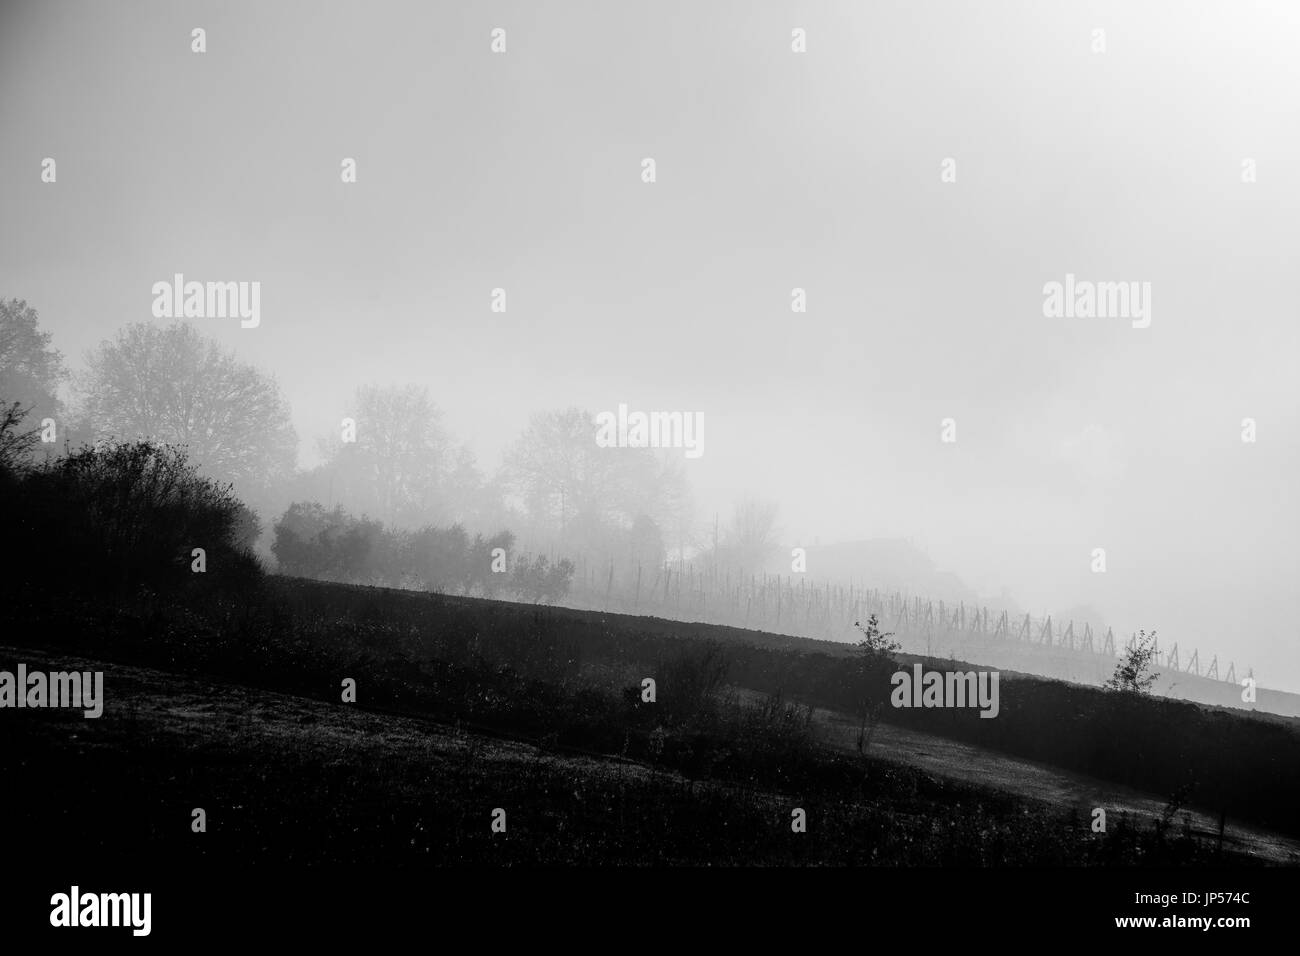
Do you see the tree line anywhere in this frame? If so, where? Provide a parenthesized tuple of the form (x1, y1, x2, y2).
(271, 501, 574, 602)
(0, 298, 755, 573)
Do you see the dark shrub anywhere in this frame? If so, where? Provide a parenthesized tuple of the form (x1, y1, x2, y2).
(6, 439, 261, 599)
(271, 502, 382, 581)
(657, 641, 730, 726)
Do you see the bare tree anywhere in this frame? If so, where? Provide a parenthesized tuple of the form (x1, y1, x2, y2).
(853, 614, 901, 754)
(0, 298, 67, 422)
(1104, 629, 1161, 694)
(0, 401, 40, 475)
(315, 384, 454, 527)
(717, 497, 780, 569)
(74, 322, 297, 492)
(502, 407, 690, 546)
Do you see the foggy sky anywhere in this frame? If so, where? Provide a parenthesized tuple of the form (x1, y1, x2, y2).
(2, 0, 1298, 689)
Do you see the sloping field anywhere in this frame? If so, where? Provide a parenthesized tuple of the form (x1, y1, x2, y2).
(720, 686, 1300, 864)
(816, 708, 1300, 864)
(4, 641, 1295, 865)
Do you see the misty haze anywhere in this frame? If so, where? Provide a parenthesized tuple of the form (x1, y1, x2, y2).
(1, 0, 1297, 921)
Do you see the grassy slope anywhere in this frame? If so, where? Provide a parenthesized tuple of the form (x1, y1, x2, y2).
(0, 644, 1081, 866)
(2, 639, 1293, 865)
(4, 575, 1296, 865)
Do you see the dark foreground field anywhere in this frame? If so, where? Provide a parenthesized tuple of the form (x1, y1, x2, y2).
(3, 576, 1298, 865)
(2, 644, 1271, 866)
